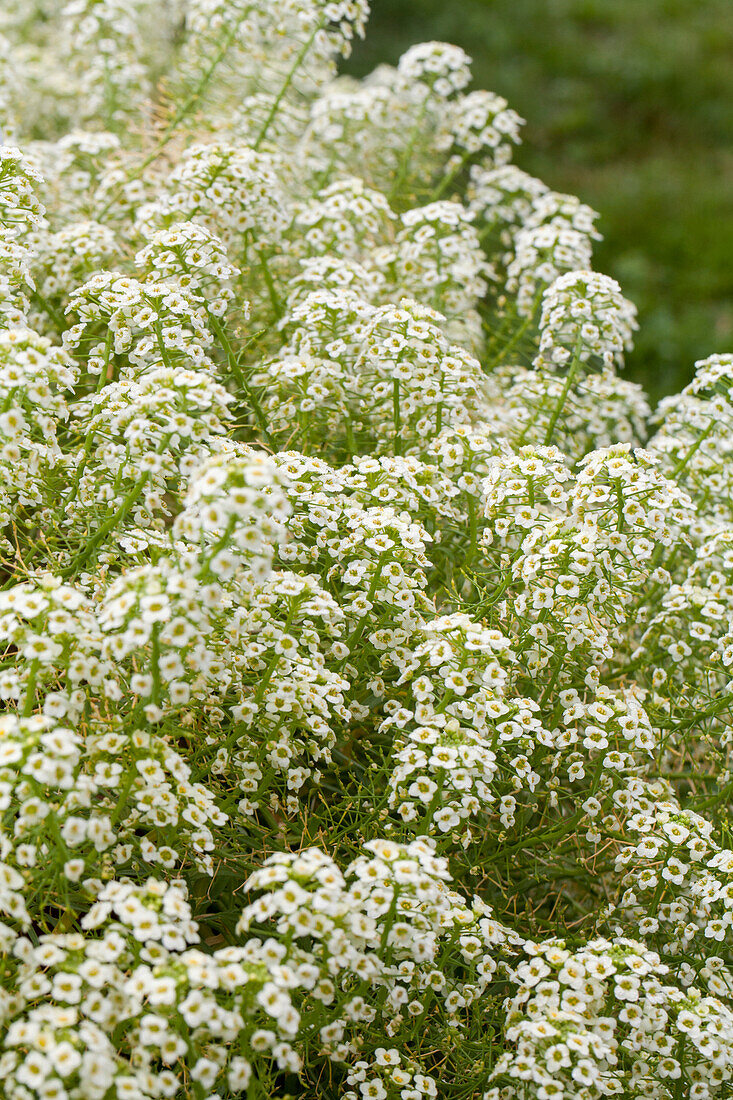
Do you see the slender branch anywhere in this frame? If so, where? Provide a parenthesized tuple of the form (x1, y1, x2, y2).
(544, 335, 585, 446)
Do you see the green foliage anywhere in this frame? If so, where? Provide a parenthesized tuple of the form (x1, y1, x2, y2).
(345, 0, 733, 398)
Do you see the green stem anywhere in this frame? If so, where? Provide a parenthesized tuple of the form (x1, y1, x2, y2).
(544, 336, 584, 446)
(257, 250, 284, 319)
(430, 152, 472, 202)
(253, 23, 321, 150)
(22, 660, 39, 717)
(392, 379, 402, 456)
(62, 339, 115, 511)
(150, 624, 161, 706)
(339, 552, 391, 667)
(109, 767, 138, 830)
(670, 418, 715, 480)
(97, 18, 243, 218)
(388, 95, 431, 203)
(538, 642, 568, 707)
(62, 469, 151, 578)
(31, 291, 66, 330)
(485, 295, 542, 372)
(206, 311, 274, 447)
(419, 772, 446, 836)
(345, 417, 357, 458)
(196, 514, 237, 579)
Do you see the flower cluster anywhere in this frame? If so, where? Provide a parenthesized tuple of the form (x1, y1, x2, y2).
(488, 937, 733, 1099)
(0, 3, 730, 1098)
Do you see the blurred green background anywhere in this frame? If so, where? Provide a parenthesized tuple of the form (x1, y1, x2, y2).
(344, 0, 733, 401)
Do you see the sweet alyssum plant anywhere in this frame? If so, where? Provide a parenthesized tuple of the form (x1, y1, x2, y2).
(0, 2, 731, 1098)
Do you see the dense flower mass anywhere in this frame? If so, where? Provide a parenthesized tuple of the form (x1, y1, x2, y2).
(0, 2, 730, 1098)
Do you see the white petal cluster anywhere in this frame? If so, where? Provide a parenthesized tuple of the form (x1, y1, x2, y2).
(536, 270, 638, 371)
(0, 4, 729, 1099)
